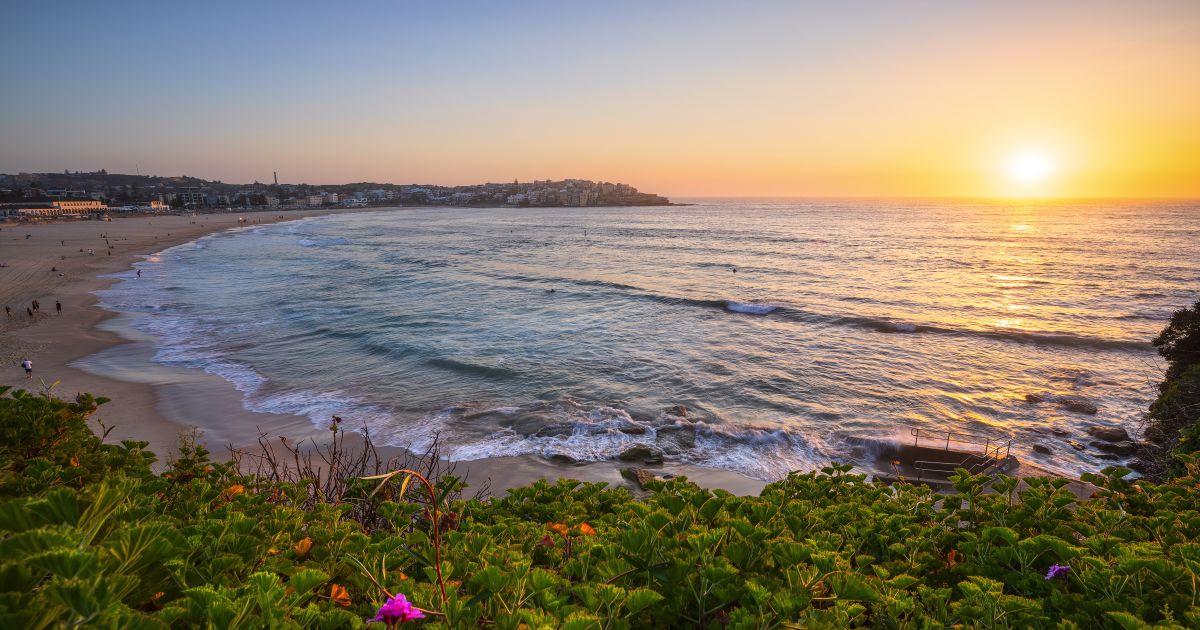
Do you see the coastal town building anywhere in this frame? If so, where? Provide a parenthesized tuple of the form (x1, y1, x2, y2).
(52, 199, 106, 213)
(0, 171, 670, 217)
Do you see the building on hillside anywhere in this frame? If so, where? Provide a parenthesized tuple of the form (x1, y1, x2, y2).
(174, 187, 206, 206)
(52, 199, 107, 214)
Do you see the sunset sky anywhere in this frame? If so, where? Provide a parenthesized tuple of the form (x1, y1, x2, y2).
(2, 1, 1198, 198)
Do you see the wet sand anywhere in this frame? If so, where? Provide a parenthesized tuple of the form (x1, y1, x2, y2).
(0, 210, 769, 495)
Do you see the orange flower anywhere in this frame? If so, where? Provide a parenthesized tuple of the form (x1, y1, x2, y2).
(69, 456, 80, 468)
(221, 484, 245, 500)
(152, 591, 165, 601)
(294, 537, 314, 557)
(548, 523, 570, 537)
(578, 523, 596, 536)
(946, 549, 959, 569)
(330, 583, 351, 607)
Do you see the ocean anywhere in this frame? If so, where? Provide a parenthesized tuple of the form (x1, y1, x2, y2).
(95, 200, 1200, 480)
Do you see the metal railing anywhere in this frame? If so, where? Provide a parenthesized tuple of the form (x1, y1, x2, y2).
(909, 428, 1013, 482)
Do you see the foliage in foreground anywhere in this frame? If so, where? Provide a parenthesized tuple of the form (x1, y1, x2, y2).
(1, 388, 1200, 629)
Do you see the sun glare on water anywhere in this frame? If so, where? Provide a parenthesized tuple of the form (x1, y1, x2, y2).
(1006, 149, 1058, 186)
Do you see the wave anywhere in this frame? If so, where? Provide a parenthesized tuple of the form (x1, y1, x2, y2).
(401, 398, 829, 481)
(619, 290, 1151, 351)
(490, 270, 1151, 351)
(426, 357, 522, 380)
(726, 302, 778, 315)
(620, 288, 1151, 351)
(297, 237, 351, 247)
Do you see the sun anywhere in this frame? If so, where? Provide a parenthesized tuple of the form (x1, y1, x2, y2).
(1006, 149, 1058, 185)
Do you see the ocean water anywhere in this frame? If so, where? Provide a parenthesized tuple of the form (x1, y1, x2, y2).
(96, 200, 1200, 480)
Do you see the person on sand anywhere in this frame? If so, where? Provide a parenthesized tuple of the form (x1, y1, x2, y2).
(21, 358, 32, 379)
(56, 301, 62, 315)
(32, 300, 39, 312)
(26, 307, 33, 319)
(4, 306, 10, 317)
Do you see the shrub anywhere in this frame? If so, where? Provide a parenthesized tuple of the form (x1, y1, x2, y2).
(1138, 301, 1200, 478)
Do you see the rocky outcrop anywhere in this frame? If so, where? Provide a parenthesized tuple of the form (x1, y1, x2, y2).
(1058, 399, 1099, 415)
(1024, 393, 1098, 415)
(1086, 426, 1131, 443)
(1090, 440, 1137, 456)
(620, 467, 658, 488)
(619, 445, 664, 465)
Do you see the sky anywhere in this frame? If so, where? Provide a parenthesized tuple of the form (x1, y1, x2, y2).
(1, 1, 1198, 198)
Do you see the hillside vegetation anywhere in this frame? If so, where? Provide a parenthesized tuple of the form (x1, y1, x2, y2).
(1135, 300, 1200, 479)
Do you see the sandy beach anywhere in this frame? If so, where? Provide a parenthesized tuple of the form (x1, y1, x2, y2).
(0, 210, 768, 495)
(0, 211, 358, 457)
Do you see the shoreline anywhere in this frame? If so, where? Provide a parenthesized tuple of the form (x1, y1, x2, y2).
(0, 209, 372, 463)
(0, 209, 770, 495)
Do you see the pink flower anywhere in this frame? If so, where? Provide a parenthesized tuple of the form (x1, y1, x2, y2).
(370, 593, 425, 624)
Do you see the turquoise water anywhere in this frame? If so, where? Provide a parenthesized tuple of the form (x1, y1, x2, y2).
(97, 200, 1200, 480)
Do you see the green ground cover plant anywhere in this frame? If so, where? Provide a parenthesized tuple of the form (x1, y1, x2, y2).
(0, 385, 1198, 629)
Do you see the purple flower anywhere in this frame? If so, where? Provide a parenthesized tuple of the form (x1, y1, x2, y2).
(370, 593, 425, 624)
(1044, 564, 1071, 580)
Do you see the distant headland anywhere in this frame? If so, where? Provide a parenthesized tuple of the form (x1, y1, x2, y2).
(0, 170, 673, 214)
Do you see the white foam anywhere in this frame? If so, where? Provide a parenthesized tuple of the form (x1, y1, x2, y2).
(726, 302, 777, 315)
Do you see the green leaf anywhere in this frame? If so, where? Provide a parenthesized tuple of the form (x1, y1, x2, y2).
(624, 588, 663, 615)
(982, 527, 1019, 545)
(831, 574, 880, 603)
(1105, 611, 1149, 629)
(287, 569, 329, 598)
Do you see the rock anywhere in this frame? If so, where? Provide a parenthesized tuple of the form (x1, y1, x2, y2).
(1127, 458, 1151, 474)
(656, 425, 696, 451)
(546, 453, 581, 465)
(1025, 393, 1046, 403)
(1090, 440, 1137, 456)
(1032, 444, 1053, 455)
(533, 424, 574, 438)
(618, 424, 648, 435)
(618, 445, 664, 465)
(667, 404, 689, 418)
(1069, 440, 1086, 452)
(619, 467, 658, 488)
(1058, 399, 1098, 415)
(1050, 428, 1070, 437)
(1086, 426, 1131, 443)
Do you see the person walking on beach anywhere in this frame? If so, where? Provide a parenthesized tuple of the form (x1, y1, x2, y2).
(26, 307, 33, 319)
(4, 306, 10, 317)
(56, 301, 62, 315)
(21, 358, 32, 379)
(31, 300, 39, 312)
